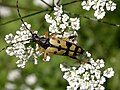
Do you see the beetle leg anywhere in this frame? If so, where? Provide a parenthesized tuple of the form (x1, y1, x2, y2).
(49, 33, 56, 38)
(45, 32, 58, 38)
(43, 50, 49, 61)
(44, 31, 49, 38)
(39, 47, 43, 53)
(63, 35, 77, 41)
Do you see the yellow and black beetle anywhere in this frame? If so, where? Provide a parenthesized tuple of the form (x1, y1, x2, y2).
(32, 32, 84, 61)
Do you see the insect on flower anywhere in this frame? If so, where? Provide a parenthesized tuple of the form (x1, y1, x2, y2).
(32, 31, 84, 61)
(0, 0, 88, 68)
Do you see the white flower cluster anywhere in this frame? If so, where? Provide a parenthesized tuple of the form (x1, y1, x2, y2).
(5, 22, 41, 68)
(60, 52, 114, 90)
(45, 5, 80, 44)
(5, 69, 44, 90)
(4, 5, 81, 68)
(81, 0, 116, 19)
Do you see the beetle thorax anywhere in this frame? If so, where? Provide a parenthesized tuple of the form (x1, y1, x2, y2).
(32, 33, 50, 49)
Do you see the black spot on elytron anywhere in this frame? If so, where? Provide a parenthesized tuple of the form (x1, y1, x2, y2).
(62, 41, 72, 56)
(57, 40, 60, 43)
(73, 46, 84, 55)
(58, 45, 61, 51)
(54, 51, 57, 54)
(73, 46, 79, 55)
(66, 41, 72, 49)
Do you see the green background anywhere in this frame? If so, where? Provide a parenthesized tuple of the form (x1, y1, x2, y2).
(0, 0, 120, 90)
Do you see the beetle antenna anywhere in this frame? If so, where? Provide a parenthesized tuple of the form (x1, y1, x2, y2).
(16, 0, 32, 34)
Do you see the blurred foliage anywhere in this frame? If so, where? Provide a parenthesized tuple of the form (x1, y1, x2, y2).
(0, 0, 120, 90)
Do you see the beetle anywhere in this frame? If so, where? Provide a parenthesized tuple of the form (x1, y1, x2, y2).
(32, 32, 84, 61)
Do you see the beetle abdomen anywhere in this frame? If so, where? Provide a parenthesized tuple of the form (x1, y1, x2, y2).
(47, 38, 84, 56)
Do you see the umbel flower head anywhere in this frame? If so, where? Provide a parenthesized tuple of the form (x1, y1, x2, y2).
(45, 5, 80, 44)
(5, 22, 42, 68)
(60, 52, 115, 90)
(81, 0, 117, 19)
(4, 5, 81, 68)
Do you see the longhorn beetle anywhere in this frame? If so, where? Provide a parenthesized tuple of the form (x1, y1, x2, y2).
(0, 0, 87, 64)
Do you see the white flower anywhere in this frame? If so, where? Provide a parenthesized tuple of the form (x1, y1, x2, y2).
(106, 0, 116, 11)
(5, 33, 13, 44)
(54, 5, 63, 16)
(63, 32, 71, 38)
(83, 72, 90, 80)
(94, 7, 106, 19)
(21, 22, 31, 30)
(25, 74, 37, 85)
(67, 85, 74, 90)
(49, 22, 58, 33)
(95, 59, 105, 69)
(76, 65, 85, 74)
(86, 51, 91, 57)
(62, 14, 69, 23)
(60, 64, 70, 72)
(13, 42, 25, 49)
(99, 76, 106, 84)
(70, 18, 80, 30)
(94, 69, 101, 79)
(55, 16, 62, 25)
(26, 46, 34, 59)
(16, 59, 26, 68)
(83, 63, 92, 70)
(6, 46, 14, 56)
(63, 71, 70, 80)
(92, 0, 106, 10)
(103, 67, 114, 78)
(45, 14, 53, 23)
(7, 69, 21, 81)
(80, 80, 89, 90)
(89, 80, 98, 87)
(60, 23, 67, 30)
(95, 84, 105, 90)
(70, 70, 77, 79)
(81, 0, 94, 11)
